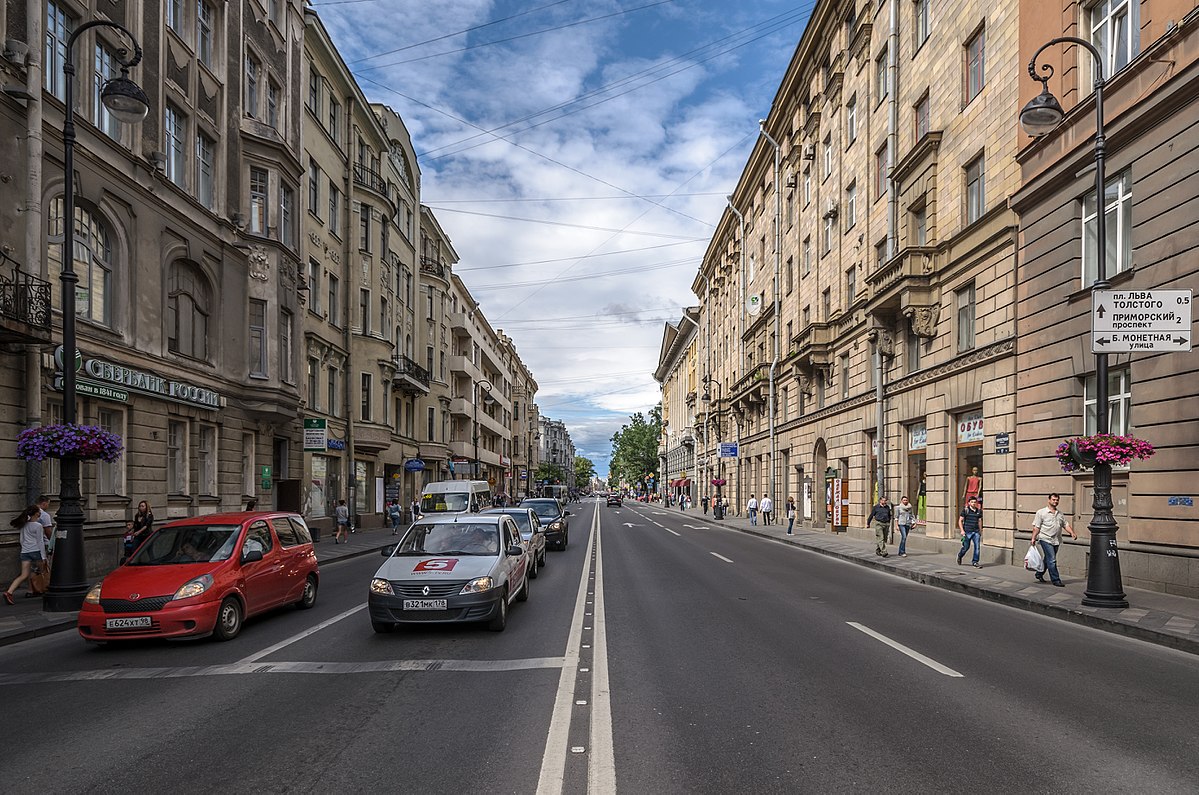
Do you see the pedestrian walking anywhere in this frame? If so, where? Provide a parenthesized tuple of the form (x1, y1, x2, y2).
(867, 496, 892, 557)
(760, 495, 774, 525)
(35, 494, 56, 566)
(785, 497, 797, 534)
(387, 499, 403, 535)
(747, 494, 758, 525)
(132, 500, 154, 540)
(334, 499, 350, 544)
(4, 505, 47, 604)
(410, 497, 423, 521)
(957, 496, 984, 567)
(702, 495, 709, 515)
(1030, 492, 1076, 586)
(895, 496, 915, 556)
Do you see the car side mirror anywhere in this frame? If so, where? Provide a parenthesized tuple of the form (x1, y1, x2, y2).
(507, 545, 524, 557)
(381, 545, 396, 557)
(242, 549, 264, 564)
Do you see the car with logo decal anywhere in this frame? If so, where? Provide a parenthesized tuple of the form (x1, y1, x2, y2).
(368, 513, 530, 633)
(76, 512, 319, 643)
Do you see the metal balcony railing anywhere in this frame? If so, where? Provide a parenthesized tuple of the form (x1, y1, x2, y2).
(0, 257, 53, 342)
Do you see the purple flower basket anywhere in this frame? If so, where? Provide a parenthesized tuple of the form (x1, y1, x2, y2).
(16, 423, 124, 463)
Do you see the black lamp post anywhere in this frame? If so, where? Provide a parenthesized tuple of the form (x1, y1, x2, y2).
(1020, 37, 1127, 608)
(45, 20, 149, 612)
(472, 379, 493, 483)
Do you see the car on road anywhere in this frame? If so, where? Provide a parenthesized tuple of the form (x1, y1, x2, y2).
(369, 513, 530, 633)
(519, 498, 571, 550)
(77, 512, 319, 643)
(481, 507, 547, 578)
(606, 493, 623, 507)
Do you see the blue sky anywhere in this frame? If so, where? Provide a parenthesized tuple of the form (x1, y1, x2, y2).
(311, 0, 813, 478)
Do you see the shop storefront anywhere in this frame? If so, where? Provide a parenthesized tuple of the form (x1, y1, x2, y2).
(955, 409, 984, 517)
(907, 422, 927, 521)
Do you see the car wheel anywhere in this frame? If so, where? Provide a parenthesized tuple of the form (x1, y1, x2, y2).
(517, 571, 530, 602)
(372, 620, 396, 634)
(559, 531, 568, 550)
(539, 548, 547, 568)
(529, 553, 539, 579)
(487, 590, 508, 632)
(213, 597, 243, 642)
(296, 574, 318, 609)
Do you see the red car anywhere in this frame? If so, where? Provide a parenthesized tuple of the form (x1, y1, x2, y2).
(77, 511, 319, 643)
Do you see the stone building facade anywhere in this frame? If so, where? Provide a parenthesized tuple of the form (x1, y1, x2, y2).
(1012, 0, 1199, 595)
(655, 309, 698, 505)
(692, 0, 1022, 546)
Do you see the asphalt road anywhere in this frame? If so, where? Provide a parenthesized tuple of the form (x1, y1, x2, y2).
(0, 499, 1195, 794)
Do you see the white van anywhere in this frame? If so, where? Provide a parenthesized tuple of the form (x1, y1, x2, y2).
(419, 480, 492, 514)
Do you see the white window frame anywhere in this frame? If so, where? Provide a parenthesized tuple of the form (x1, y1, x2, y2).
(168, 419, 189, 494)
(198, 423, 218, 497)
(1089, 0, 1139, 78)
(165, 104, 187, 187)
(1084, 368, 1132, 439)
(93, 44, 122, 139)
(846, 95, 857, 143)
(1082, 170, 1132, 286)
(196, 131, 215, 209)
(97, 408, 125, 495)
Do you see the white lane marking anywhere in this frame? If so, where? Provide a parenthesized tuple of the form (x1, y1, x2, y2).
(0, 656, 565, 685)
(589, 522, 616, 794)
(536, 505, 599, 795)
(238, 603, 367, 664)
(711, 552, 734, 563)
(665, 529, 681, 537)
(847, 622, 964, 678)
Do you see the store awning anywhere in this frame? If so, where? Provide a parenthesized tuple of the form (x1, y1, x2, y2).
(681, 478, 691, 487)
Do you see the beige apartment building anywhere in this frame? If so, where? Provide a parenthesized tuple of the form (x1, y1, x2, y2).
(1012, 0, 1199, 595)
(0, 0, 309, 577)
(692, 0, 1022, 548)
(655, 309, 699, 505)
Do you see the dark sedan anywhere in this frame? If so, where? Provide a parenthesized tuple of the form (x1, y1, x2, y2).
(606, 493, 623, 507)
(519, 498, 570, 550)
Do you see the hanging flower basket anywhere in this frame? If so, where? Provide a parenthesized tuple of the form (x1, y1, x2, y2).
(16, 423, 124, 463)
(710, 478, 727, 487)
(1056, 433, 1154, 473)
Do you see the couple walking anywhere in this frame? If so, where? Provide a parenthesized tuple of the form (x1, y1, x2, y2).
(867, 496, 917, 558)
(747, 494, 798, 532)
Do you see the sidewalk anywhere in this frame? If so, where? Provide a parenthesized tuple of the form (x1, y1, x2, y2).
(686, 506, 1199, 656)
(0, 524, 395, 648)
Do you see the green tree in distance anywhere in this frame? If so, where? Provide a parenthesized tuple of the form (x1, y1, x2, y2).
(535, 462, 566, 484)
(575, 455, 596, 488)
(609, 404, 661, 491)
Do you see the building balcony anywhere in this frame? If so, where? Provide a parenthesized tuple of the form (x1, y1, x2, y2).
(448, 354, 484, 382)
(789, 321, 833, 374)
(730, 364, 769, 409)
(685, 390, 697, 406)
(447, 307, 469, 335)
(420, 256, 448, 283)
(864, 246, 937, 317)
(352, 163, 393, 208)
(352, 423, 392, 454)
(392, 354, 431, 396)
(0, 264, 53, 345)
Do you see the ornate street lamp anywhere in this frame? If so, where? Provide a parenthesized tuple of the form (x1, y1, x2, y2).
(1020, 38, 1127, 608)
(702, 375, 725, 518)
(45, 20, 149, 612)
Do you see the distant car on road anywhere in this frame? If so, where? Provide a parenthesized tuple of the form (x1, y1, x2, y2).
(482, 507, 547, 577)
(520, 498, 570, 550)
(369, 513, 530, 633)
(77, 512, 319, 643)
(606, 493, 623, 507)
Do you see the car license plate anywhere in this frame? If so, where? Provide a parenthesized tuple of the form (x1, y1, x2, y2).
(105, 616, 152, 629)
(402, 599, 447, 610)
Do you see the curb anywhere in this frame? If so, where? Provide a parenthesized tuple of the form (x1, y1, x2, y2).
(740, 524, 1199, 657)
(0, 617, 77, 649)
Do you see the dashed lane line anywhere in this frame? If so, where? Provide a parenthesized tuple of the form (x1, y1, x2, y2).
(710, 552, 734, 563)
(847, 622, 964, 678)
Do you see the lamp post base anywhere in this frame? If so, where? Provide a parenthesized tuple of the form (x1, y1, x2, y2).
(1081, 530, 1129, 608)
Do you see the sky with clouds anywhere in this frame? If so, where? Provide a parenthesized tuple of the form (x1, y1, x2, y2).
(311, 0, 813, 478)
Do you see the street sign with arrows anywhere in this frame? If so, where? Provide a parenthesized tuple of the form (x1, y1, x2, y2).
(1091, 289, 1191, 353)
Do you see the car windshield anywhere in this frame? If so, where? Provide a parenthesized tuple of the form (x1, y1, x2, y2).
(483, 510, 531, 533)
(523, 501, 560, 519)
(396, 522, 501, 556)
(127, 524, 240, 565)
(421, 492, 470, 512)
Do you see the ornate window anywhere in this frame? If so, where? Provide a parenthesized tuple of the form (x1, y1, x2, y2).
(167, 261, 212, 360)
(47, 197, 113, 326)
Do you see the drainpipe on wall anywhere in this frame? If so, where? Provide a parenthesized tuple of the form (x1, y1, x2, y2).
(726, 199, 745, 503)
(343, 95, 357, 525)
(23, 0, 45, 505)
(878, 0, 900, 502)
(759, 121, 781, 505)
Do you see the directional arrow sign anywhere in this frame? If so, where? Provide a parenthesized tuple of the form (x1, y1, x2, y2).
(1092, 289, 1191, 353)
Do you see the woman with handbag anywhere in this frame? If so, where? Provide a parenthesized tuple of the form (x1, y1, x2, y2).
(4, 505, 47, 604)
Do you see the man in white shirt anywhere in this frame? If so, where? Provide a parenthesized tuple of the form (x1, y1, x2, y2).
(1031, 493, 1076, 587)
(759, 495, 774, 525)
(746, 495, 758, 525)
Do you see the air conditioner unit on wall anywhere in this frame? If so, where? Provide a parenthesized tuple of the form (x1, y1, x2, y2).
(802, 144, 816, 160)
(824, 200, 839, 218)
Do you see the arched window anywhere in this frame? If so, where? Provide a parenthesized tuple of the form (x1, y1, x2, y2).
(167, 261, 212, 360)
(47, 197, 113, 326)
